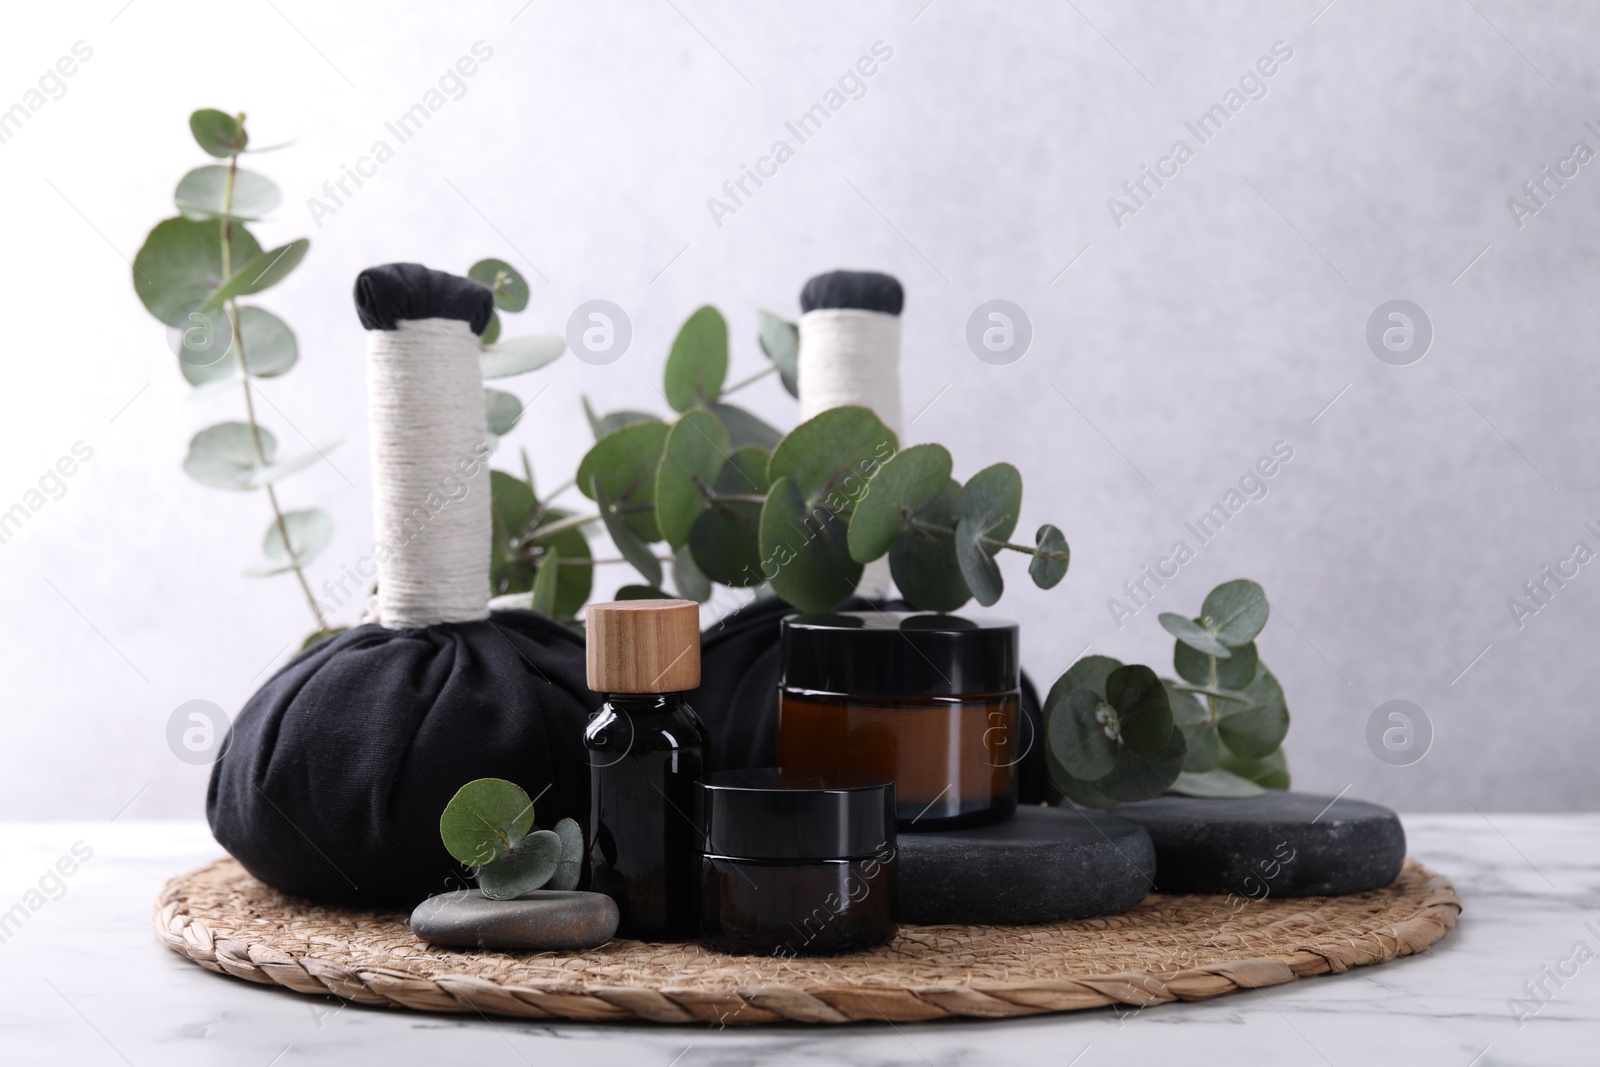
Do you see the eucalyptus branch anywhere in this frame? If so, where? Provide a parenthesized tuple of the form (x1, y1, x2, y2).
(715, 363, 776, 399)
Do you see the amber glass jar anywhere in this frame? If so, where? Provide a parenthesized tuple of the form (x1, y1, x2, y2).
(777, 612, 1021, 829)
(696, 769, 896, 956)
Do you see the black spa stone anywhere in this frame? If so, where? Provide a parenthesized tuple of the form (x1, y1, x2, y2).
(410, 890, 619, 951)
(895, 805, 1154, 924)
(1113, 791, 1406, 896)
(799, 270, 904, 315)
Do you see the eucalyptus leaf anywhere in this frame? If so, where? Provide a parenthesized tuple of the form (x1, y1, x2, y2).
(655, 409, 730, 549)
(576, 420, 669, 542)
(757, 308, 799, 398)
(707, 401, 782, 451)
(199, 238, 310, 312)
(529, 547, 560, 617)
(673, 542, 712, 602)
(582, 395, 658, 441)
(664, 305, 728, 411)
(888, 479, 970, 612)
(189, 109, 247, 157)
(484, 389, 524, 436)
(952, 463, 1022, 607)
(439, 778, 536, 867)
(1218, 747, 1290, 790)
(481, 334, 564, 378)
(1158, 613, 1233, 658)
(176, 306, 298, 386)
(1095, 723, 1187, 803)
(482, 309, 501, 346)
(468, 258, 529, 313)
(595, 478, 662, 587)
(1050, 655, 1124, 703)
(1175, 638, 1257, 690)
(490, 470, 536, 548)
(183, 422, 274, 490)
(1029, 523, 1070, 589)
(1168, 769, 1266, 798)
(175, 165, 280, 221)
(527, 509, 592, 617)
(759, 476, 860, 612)
(547, 817, 584, 891)
(688, 447, 769, 587)
(1167, 681, 1222, 773)
(1216, 666, 1289, 759)
(1046, 688, 1119, 780)
(477, 830, 562, 899)
(848, 443, 952, 564)
(248, 508, 332, 575)
(133, 217, 263, 326)
(1202, 579, 1270, 648)
(1104, 664, 1174, 755)
(767, 406, 897, 505)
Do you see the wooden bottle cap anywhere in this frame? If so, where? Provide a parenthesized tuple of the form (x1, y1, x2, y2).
(585, 599, 701, 693)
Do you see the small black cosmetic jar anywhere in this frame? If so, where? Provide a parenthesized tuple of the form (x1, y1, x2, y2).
(695, 768, 897, 957)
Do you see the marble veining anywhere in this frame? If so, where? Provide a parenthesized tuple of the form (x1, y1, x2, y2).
(0, 816, 1595, 1066)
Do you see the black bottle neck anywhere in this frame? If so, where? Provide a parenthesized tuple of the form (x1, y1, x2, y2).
(604, 692, 687, 715)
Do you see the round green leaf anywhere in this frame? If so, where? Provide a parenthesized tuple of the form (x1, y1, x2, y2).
(708, 401, 782, 451)
(955, 515, 1003, 607)
(1168, 769, 1266, 798)
(673, 542, 712, 602)
(484, 389, 524, 437)
(848, 443, 952, 564)
(133, 217, 263, 326)
(655, 410, 730, 549)
(595, 477, 662, 587)
(201, 238, 310, 311)
(547, 817, 584, 892)
(1096, 723, 1187, 803)
(249, 509, 332, 575)
(1174, 638, 1257, 690)
(480, 334, 564, 379)
(1046, 687, 1119, 780)
(468, 258, 529, 313)
(177, 306, 297, 386)
(1202, 579, 1270, 647)
(477, 830, 562, 899)
(189, 109, 247, 157)
(688, 447, 769, 587)
(577, 420, 669, 542)
(582, 395, 658, 440)
(529, 510, 593, 618)
(1029, 523, 1070, 589)
(490, 470, 536, 545)
(529, 548, 561, 617)
(174, 165, 280, 221)
(1218, 747, 1290, 790)
(757, 309, 799, 398)
(1216, 665, 1289, 759)
(1158, 612, 1233, 658)
(759, 476, 861, 612)
(482, 309, 501, 346)
(888, 479, 970, 612)
(439, 778, 536, 867)
(766, 406, 897, 503)
(1046, 655, 1124, 708)
(1168, 680, 1223, 773)
(183, 421, 274, 490)
(664, 305, 728, 411)
(1104, 664, 1174, 756)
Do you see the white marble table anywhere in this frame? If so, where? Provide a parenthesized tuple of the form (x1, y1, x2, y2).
(0, 817, 1595, 1066)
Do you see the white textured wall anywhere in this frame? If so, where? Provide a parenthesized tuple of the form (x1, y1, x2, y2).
(2, 0, 1595, 818)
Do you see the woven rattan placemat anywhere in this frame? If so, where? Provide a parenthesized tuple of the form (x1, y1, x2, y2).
(153, 857, 1459, 1025)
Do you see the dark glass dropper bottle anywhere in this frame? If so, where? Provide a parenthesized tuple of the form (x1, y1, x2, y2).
(582, 598, 707, 940)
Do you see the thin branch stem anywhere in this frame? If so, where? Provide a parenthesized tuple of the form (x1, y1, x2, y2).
(716, 363, 776, 398)
(221, 146, 325, 635)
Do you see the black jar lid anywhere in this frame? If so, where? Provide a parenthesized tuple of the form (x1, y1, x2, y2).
(696, 769, 895, 861)
(780, 611, 1018, 697)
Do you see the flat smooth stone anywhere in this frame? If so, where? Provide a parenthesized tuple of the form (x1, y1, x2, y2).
(895, 805, 1155, 924)
(410, 890, 619, 951)
(1114, 791, 1406, 896)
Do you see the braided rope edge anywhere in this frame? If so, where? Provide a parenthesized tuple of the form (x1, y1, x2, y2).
(151, 859, 1461, 1025)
